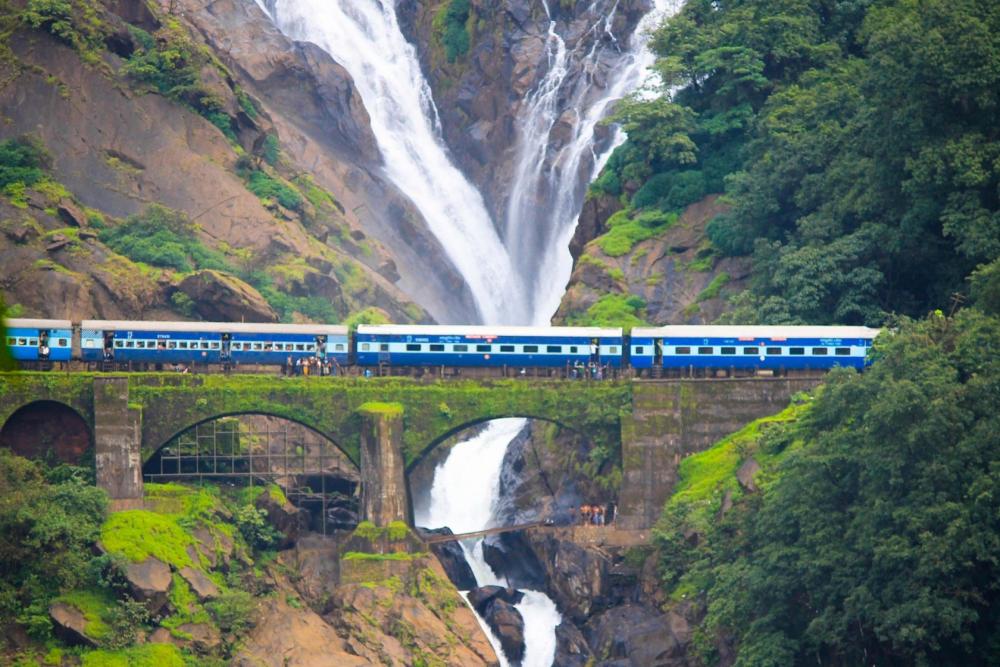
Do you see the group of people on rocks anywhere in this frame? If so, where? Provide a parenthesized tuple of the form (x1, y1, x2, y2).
(578, 503, 614, 526)
(284, 356, 338, 377)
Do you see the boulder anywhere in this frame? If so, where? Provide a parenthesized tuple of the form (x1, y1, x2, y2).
(554, 619, 594, 667)
(737, 457, 762, 492)
(179, 566, 220, 601)
(56, 199, 87, 227)
(584, 603, 694, 667)
(255, 486, 307, 548)
(49, 601, 98, 647)
(523, 532, 609, 623)
(466, 585, 524, 613)
(481, 532, 546, 590)
(177, 270, 277, 323)
(175, 622, 222, 653)
(468, 587, 525, 665)
(125, 557, 172, 614)
(421, 528, 478, 590)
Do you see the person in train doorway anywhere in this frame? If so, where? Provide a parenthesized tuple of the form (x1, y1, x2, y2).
(590, 339, 599, 363)
(284, 355, 293, 376)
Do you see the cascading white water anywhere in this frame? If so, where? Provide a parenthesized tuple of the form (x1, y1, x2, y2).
(507, 0, 683, 323)
(262, 0, 524, 324)
(415, 419, 559, 667)
(258, 0, 680, 663)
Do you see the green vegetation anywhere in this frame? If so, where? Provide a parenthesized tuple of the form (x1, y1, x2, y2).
(0, 136, 49, 191)
(342, 551, 425, 562)
(79, 643, 185, 667)
(241, 168, 303, 212)
(98, 204, 229, 274)
(566, 293, 648, 331)
(596, 0, 1000, 325)
(20, 0, 107, 58)
(433, 0, 471, 62)
(655, 310, 1000, 663)
(594, 208, 677, 257)
(100, 509, 196, 568)
(358, 401, 405, 417)
(695, 272, 729, 302)
(0, 451, 108, 639)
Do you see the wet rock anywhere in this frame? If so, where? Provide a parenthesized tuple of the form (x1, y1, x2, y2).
(481, 532, 547, 590)
(177, 270, 278, 323)
(469, 587, 525, 665)
(125, 557, 172, 614)
(421, 528, 478, 590)
(49, 601, 98, 647)
(554, 619, 594, 667)
(523, 532, 608, 623)
(584, 603, 694, 667)
(736, 457, 762, 493)
(179, 566, 220, 601)
(467, 585, 524, 612)
(255, 486, 307, 548)
(45, 234, 69, 252)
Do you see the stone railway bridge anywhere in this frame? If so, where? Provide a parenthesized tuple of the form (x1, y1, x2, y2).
(0, 373, 820, 529)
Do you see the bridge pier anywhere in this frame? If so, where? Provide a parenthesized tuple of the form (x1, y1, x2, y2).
(93, 377, 144, 510)
(358, 403, 410, 526)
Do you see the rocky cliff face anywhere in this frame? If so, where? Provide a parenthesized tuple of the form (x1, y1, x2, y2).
(0, 0, 457, 322)
(556, 194, 749, 326)
(397, 0, 649, 229)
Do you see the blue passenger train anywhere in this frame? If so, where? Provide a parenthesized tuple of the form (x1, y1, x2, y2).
(630, 325, 878, 372)
(354, 325, 624, 368)
(4, 318, 880, 374)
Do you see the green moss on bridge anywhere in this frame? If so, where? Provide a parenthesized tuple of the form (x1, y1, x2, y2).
(0, 373, 632, 469)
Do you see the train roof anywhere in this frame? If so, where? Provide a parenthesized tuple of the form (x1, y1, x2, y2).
(630, 325, 881, 339)
(356, 324, 624, 338)
(81, 320, 348, 335)
(6, 318, 74, 329)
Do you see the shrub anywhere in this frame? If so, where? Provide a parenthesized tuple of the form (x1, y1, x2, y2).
(0, 136, 50, 190)
(434, 0, 471, 62)
(232, 504, 281, 550)
(595, 208, 677, 256)
(243, 170, 303, 211)
(99, 204, 231, 273)
(207, 591, 255, 634)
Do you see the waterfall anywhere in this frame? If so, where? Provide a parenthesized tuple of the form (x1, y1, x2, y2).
(507, 0, 683, 323)
(415, 419, 559, 667)
(257, 0, 680, 663)
(262, 0, 523, 325)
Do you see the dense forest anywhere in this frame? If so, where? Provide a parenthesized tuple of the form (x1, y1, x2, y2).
(595, 0, 1000, 325)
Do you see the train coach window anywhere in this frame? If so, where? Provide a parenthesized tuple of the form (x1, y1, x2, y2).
(610, 346, 618, 354)
(231, 343, 241, 350)
(210, 342, 220, 350)
(675, 346, 691, 354)
(836, 347, 851, 356)
(58, 338, 68, 347)
(430, 344, 445, 352)
(546, 345, 561, 353)
(114, 340, 123, 348)
(790, 347, 805, 355)
(6, 338, 15, 346)
(379, 343, 389, 352)
(570, 345, 578, 353)
(524, 345, 539, 353)
(453, 344, 468, 352)
(743, 347, 758, 355)
(360, 343, 370, 351)
(721, 347, 736, 355)
(201, 342, 210, 349)
(812, 347, 828, 355)
(168, 342, 177, 349)
(698, 346, 714, 355)
(295, 344, 305, 351)
(635, 346, 644, 354)
(499, 345, 514, 352)
(335, 344, 345, 351)
(767, 347, 782, 355)
(29, 338, 38, 346)
(406, 343, 422, 351)
(476, 344, 491, 352)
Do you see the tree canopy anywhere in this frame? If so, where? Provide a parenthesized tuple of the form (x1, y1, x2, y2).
(598, 0, 1000, 325)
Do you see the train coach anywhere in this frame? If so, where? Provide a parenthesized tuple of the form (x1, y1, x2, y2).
(630, 325, 879, 373)
(78, 320, 349, 367)
(4, 319, 74, 362)
(354, 324, 625, 369)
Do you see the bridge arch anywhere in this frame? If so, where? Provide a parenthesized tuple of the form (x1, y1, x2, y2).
(146, 410, 358, 468)
(0, 399, 93, 465)
(410, 413, 599, 474)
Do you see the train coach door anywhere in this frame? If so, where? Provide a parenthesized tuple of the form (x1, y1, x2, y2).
(590, 338, 600, 363)
(315, 335, 327, 360)
(221, 333, 232, 363)
(102, 331, 115, 361)
(37, 330, 50, 360)
(654, 339, 664, 368)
